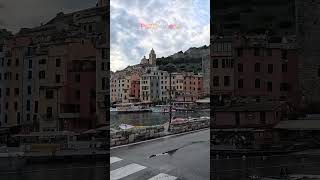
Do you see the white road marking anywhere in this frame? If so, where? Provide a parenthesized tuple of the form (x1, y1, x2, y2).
(110, 163, 146, 180)
(110, 157, 122, 164)
(148, 173, 177, 180)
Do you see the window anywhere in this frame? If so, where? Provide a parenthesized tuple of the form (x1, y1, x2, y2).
(47, 107, 53, 118)
(5, 114, 7, 123)
(101, 62, 105, 71)
(238, 63, 243, 72)
(56, 59, 61, 67)
(5, 102, 8, 110)
(89, 25, 93, 33)
(254, 48, 260, 56)
(224, 76, 230, 86)
(0, 88, 1, 98)
(46, 90, 54, 99)
(35, 101, 38, 113)
(39, 59, 46, 64)
(55, 74, 61, 83)
(28, 59, 32, 69)
(255, 63, 261, 72)
(222, 59, 226, 68)
(282, 64, 288, 73)
(17, 112, 20, 125)
(267, 49, 272, 56)
(280, 83, 289, 91)
(27, 114, 30, 122)
(235, 112, 240, 126)
(7, 59, 11, 66)
(39, 71, 45, 79)
(33, 115, 37, 122)
(260, 112, 266, 124)
(27, 86, 31, 95)
(28, 71, 32, 79)
(213, 59, 218, 68)
(255, 79, 260, 88)
(238, 79, 243, 88)
(14, 102, 18, 111)
(268, 64, 273, 74)
(267, 81, 273, 92)
(15, 58, 19, 66)
(237, 48, 243, 57)
(6, 88, 10, 96)
(14, 88, 19, 96)
(75, 74, 80, 82)
(281, 49, 287, 59)
(102, 78, 106, 90)
(76, 90, 80, 100)
(15, 73, 19, 80)
(27, 100, 30, 111)
(213, 76, 219, 86)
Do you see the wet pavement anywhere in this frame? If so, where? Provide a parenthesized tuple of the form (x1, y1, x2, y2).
(110, 129, 210, 180)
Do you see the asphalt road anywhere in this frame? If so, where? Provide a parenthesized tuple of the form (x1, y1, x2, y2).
(110, 129, 210, 180)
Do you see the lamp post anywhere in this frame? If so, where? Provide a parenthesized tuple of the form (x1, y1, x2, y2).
(163, 64, 176, 131)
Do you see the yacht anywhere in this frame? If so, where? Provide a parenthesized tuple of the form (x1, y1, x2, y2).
(116, 103, 151, 113)
(151, 105, 176, 113)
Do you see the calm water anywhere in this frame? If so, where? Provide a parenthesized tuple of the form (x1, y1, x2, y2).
(110, 111, 210, 128)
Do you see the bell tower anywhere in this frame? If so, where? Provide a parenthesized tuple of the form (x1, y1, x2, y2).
(149, 48, 156, 65)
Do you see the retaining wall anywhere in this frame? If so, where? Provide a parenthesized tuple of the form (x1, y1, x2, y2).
(170, 119, 210, 134)
(110, 125, 165, 147)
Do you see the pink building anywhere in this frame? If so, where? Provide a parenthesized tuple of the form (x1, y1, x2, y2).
(129, 73, 140, 102)
(59, 60, 97, 131)
(234, 35, 299, 104)
(175, 73, 203, 102)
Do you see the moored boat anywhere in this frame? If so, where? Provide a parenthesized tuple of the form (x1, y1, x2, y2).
(151, 105, 175, 113)
(116, 103, 151, 113)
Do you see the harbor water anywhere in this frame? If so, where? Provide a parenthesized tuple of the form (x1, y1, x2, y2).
(110, 110, 210, 128)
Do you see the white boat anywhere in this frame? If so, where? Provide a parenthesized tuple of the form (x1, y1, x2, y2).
(0, 151, 26, 172)
(119, 124, 134, 130)
(171, 117, 188, 124)
(151, 105, 175, 113)
(110, 107, 117, 112)
(116, 103, 151, 113)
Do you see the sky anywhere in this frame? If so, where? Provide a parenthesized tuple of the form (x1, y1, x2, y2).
(0, 0, 96, 33)
(111, 0, 210, 72)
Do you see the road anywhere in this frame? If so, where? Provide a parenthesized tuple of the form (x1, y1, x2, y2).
(110, 129, 210, 180)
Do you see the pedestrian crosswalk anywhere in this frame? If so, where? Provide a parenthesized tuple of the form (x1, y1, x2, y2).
(110, 156, 178, 180)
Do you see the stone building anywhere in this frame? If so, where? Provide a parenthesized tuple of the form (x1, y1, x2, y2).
(0, 2, 108, 131)
(140, 49, 157, 66)
(211, 36, 234, 101)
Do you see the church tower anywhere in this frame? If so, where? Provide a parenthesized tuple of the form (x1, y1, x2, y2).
(140, 56, 148, 64)
(149, 48, 156, 65)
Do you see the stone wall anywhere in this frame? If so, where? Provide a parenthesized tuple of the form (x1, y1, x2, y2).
(110, 125, 165, 147)
(170, 119, 210, 134)
(110, 119, 210, 147)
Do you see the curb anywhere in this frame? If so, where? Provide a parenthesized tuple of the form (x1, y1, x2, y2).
(110, 127, 209, 150)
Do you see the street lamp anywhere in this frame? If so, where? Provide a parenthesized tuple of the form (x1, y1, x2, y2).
(163, 64, 176, 131)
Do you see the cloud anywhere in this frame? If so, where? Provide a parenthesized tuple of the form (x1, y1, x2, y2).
(110, 0, 210, 71)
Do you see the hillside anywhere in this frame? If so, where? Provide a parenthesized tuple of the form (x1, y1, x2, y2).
(156, 45, 209, 73)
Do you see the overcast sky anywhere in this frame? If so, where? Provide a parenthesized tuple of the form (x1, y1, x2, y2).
(0, 0, 96, 33)
(110, 0, 210, 71)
